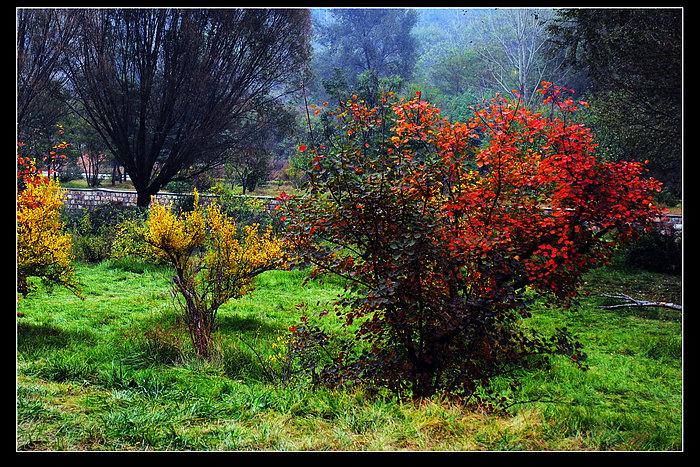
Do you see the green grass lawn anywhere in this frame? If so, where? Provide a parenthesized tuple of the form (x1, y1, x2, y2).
(16, 260, 682, 451)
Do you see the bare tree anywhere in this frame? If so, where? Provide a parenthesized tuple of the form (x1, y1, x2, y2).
(16, 9, 78, 150)
(61, 8, 311, 207)
(472, 8, 569, 106)
(17, 9, 74, 131)
(77, 140, 108, 188)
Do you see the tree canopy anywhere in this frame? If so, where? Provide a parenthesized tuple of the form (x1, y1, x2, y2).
(58, 8, 311, 207)
(312, 8, 418, 104)
(17, 7, 681, 200)
(547, 8, 682, 195)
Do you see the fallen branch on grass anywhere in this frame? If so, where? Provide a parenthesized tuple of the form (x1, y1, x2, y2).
(599, 293, 682, 311)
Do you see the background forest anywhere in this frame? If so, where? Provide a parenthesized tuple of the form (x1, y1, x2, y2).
(17, 7, 682, 204)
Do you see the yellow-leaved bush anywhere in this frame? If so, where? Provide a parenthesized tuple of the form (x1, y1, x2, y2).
(17, 175, 80, 298)
(141, 190, 288, 358)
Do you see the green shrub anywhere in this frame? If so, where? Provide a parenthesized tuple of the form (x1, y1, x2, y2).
(211, 183, 272, 227)
(63, 203, 142, 263)
(618, 230, 681, 275)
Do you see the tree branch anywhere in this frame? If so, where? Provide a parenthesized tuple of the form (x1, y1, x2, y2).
(599, 293, 681, 311)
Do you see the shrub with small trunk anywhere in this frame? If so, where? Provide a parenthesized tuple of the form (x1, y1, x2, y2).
(279, 84, 663, 403)
(141, 191, 288, 358)
(17, 151, 79, 298)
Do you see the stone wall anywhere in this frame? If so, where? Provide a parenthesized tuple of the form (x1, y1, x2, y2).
(60, 188, 680, 233)
(541, 206, 682, 234)
(60, 188, 276, 211)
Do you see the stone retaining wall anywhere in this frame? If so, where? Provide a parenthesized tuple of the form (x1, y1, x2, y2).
(60, 187, 276, 211)
(60, 188, 681, 233)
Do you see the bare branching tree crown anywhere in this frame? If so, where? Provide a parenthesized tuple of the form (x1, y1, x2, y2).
(59, 8, 311, 207)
